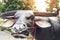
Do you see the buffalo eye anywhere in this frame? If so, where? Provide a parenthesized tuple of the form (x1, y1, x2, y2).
(26, 15, 34, 20)
(26, 17, 30, 20)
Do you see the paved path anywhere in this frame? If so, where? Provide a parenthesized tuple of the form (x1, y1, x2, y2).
(0, 31, 28, 40)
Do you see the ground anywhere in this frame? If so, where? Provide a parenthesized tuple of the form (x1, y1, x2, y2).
(0, 30, 28, 40)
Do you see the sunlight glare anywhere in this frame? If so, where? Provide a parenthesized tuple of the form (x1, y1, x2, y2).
(34, 0, 48, 12)
(0, 0, 2, 2)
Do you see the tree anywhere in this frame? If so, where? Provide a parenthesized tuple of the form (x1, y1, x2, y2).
(21, 0, 36, 10)
(0, 2, 6, 13)
(45, 0, 59, 12)
(0, 0, 36, 13)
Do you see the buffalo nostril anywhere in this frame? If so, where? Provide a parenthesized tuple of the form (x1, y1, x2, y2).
(19, 28, 22, 31)
(23, 24, 25, 26)
(14, 27, 16, 29)
(13, 27, 19, 32)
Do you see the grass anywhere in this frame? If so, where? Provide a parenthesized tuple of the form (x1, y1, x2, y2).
(0, 26, 11, 32)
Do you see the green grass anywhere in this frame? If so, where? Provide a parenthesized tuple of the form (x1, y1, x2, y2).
(0, 26, 11, 32)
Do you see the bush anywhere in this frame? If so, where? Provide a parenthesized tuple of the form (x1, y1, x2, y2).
(0, 0, 36, 13)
